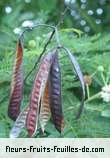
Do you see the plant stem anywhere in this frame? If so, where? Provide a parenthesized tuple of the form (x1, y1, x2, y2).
(101, 72, 107, 86)
(24, 29, 55, 82)
(19, 24, 55, 39)
(55, 27, 61, 47)
(23, 7, 68, 82)
(65, 92, 101, 112)
(90, 70, 98, 78)
(17, 6, 70, 85)
(85, 92, 101, 104)
(86, 84, 90, 99)
(106, 68, 110, 84)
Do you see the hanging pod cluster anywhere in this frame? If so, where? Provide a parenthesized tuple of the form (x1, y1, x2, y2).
(9, 34, 85, 138)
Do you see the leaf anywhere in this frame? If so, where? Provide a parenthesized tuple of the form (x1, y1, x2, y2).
(10, 107, 29, 138)
(8, 38, 24, 121)
(49, 50, 64, 133)
(62, 47, 85, 119)
(61, 28, 83, 37)
(39, 81, 51, 133)
(26, 50, 55, 137)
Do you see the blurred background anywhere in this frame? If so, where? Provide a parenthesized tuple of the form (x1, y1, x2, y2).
(0, 0, 110, 51)
(0, 0, 110, 35)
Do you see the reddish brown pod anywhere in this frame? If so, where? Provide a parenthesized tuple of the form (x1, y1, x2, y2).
(26, 50, 56, 137)
(49, 50, 64, 133)
(8, 39, 24, 121)
(39, 81, 51, 133)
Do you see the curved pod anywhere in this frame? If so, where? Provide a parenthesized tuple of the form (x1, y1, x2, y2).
(8, 39, 24, 121)
(49, 51, 64, 133)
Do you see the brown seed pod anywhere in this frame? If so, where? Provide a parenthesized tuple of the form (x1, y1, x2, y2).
(39, 81, 51, 133)
(8, 39, 23, 121)
(26, 50, 55, 137)
(49, 50, 64, 133)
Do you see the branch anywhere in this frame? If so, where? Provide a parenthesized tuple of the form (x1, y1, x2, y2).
(24, 7, 69, 82)
(57, 7, 69, 27)
(24, 29, 55, 82)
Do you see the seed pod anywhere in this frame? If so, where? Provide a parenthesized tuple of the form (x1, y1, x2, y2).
(62, 47, 85, 119)
(49, 51, 64, 133)
(39, 81, 51, 133)
(26, 50, 55, 137)
(8, 39, 24, 121)
(10, 107, 29, 138)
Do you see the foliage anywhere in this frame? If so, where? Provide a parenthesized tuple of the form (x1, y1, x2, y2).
(0, 29, 110, 137)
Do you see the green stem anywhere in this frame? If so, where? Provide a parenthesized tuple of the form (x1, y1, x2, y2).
(101, 72, 107, 86)
(65, 92, 101, 112)
(86, 84, 90, 99)
(106, 68, 110, 84)
(24, 29, 55, 82)
(91, 70, 98, 78)
(55, 27, 61, 47)
(19, 24, 61, 47)
(85, 92, 101, 104)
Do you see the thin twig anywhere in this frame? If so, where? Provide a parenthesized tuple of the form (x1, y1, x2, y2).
(64, 92, 101, 112)
(24, 29, 55, 82)
(24, 7, 69, 82)
(19, 24, 55, 40)
(57, 7, 69, 27)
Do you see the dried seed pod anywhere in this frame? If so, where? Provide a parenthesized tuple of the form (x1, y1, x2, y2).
(39, 81, 51, 133)
(26, 50, 55, 137)
(8, 39, 24, 121)
(49, 51, 64, 133)
(62, 47, 85, 119)
(10, 107, 29, 138)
